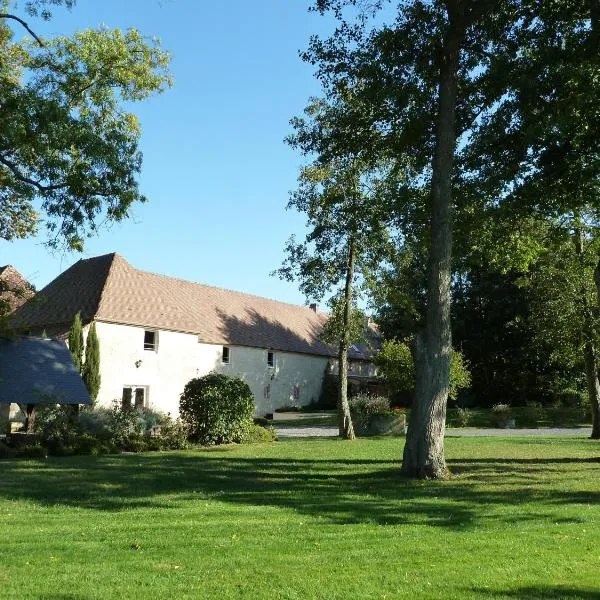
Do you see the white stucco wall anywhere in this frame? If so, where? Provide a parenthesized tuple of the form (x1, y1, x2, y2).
(93, 321, 329, 416)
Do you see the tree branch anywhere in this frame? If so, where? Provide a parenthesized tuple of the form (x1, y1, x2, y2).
(0, 13, 44, 47)
(0, 154, 67, 192)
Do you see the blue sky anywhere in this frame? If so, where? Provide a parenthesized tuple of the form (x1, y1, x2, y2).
(1, 0, 343, 305)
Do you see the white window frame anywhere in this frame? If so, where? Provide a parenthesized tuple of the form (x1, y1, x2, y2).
(144, 330, 158, 352)
(267, 351, 275, 368)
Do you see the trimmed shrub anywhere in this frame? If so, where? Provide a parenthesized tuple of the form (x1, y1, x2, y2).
(242, 423, 277, 443)
(180, 373, 255, 445)
(349, 394, 391, 416)
(349, 394, 398, 436)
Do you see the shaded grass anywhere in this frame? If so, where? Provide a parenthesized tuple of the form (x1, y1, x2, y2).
(0, 436, 599, 599)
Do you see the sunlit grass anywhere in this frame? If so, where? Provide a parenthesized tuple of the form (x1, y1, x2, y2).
(0, 436, 598, 599)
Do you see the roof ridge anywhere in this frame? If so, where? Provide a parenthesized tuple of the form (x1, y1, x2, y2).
(94, 253, 119, 319)
(133, 265, 322, 314)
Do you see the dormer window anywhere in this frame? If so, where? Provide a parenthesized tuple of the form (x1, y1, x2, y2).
(267, 351, 275, 368)
(144, 330, 157, 351)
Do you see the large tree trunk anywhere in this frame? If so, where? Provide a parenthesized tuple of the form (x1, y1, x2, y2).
(338, 236, 356, 440)
(582, 340, 600, 439)
(401, 6, 464, 479)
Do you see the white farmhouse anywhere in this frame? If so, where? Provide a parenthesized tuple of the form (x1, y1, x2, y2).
(12, 253, 377, 416)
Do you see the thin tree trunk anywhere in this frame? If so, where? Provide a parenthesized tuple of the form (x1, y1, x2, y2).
(583, 255, 600, 439)
(338, 235, 356, 440)
(401, 6, 464, 479)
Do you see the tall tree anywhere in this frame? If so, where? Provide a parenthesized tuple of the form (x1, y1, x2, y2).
(462, 1, 600, 436)
(82, 321, 100, 402)
(309, 0, 525, 477)
(276, 152, 389, 438)
(0, 0, 171, 249)
(68, 311, 83, 372)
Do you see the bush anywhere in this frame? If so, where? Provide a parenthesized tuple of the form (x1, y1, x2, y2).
(0, 441, 15, 459)
(36, 404, 79, 449)
(242, 423, 277, 443)
(556, 389, 587, 408)
(518, 401, 546, 427)
(349, 394, 391, 416)
(121, 435, 149, 453)
(316, 370, 338, 410)
(106, 403, 146, 446)
(15, 444, 47, 459)
(455, 407, 472, 427)
(156, 417, 190, 450)
(180, 373, 255, 445)
(78, 407, 112, 440)
(73, 433, 103, 455)
(349, 394, 390, 435)
(491, 403, 513, 427)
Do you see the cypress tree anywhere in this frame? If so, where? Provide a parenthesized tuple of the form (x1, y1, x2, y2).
(68, 312, 84, 372)
(82, 322, 101, 402)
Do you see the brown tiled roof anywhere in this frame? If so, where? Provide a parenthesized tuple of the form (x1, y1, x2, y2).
(0, 265, 35, 312)
(12, 253, 347, 357)
(11, 254, 113, 329)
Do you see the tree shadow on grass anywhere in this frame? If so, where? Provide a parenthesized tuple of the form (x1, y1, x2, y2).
(468, 585, 600, 599)
(1, 449, 598, 529)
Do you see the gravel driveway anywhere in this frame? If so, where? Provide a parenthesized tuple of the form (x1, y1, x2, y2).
(275, 425, 593, 438)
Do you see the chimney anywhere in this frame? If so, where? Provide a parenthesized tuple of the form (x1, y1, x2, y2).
(309, 303, 317, 313)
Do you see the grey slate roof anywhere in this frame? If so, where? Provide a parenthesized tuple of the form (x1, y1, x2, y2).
(0, 337, 91, 405)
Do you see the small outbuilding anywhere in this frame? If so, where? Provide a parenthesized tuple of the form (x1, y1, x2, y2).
(0, 337, 91, 432)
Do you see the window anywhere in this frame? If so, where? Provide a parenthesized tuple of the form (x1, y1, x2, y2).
(293, 383, 300, 401)
(122, 386, 148, 410)
(222, 346, 230, 365)
(144, 330, 157, 351)
(267, 351, 275, 368)
(121, 387, 132, 410)
(264, 384, 271, 400)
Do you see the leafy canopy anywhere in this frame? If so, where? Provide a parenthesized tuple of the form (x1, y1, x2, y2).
(0, 1, 171, 249)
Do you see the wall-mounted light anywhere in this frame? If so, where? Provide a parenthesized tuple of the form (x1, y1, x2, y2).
(135, 359, 143, 368)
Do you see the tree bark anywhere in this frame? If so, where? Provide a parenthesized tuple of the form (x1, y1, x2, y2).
(338, 235, 356, 440)
(400, 5, 464, 479)
(24, 403, 36, 433)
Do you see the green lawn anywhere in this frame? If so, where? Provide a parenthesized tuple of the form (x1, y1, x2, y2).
(1, 437, 599, 599)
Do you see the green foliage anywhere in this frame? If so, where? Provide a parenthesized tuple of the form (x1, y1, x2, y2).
(82, 322, 100, 401)
(68, 311, 83, 371)
(242, 423, 277, 444)
(373, 340, 414, 395)
(449, 350, 471, 401)
(0, 440, 15, 459)
(179, 373, 255, 446)
(316, 368, 338, 410)
(518, 402, 546, 428)
(491, 403, 513, 428)
(455, 407, 473, 428)
(320, 296, 367, 346)
(348, 393, 390, 417)
(0, 2, 172, 249)
(374, 339, 471, 401)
